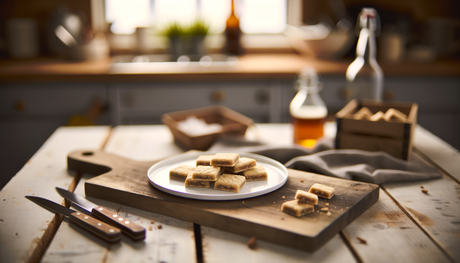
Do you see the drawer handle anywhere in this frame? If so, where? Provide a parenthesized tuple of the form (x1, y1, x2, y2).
(14, 100, 26, 112)
(211, 90, 226, 103)
(384, 89, 395, 101)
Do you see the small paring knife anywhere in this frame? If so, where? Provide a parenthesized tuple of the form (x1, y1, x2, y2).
(55, 187, 146, 241)
(25, 196, 122, 243)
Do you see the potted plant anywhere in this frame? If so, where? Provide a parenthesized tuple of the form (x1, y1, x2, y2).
(187, 19, 210, 56)
(160, 22, 186, 59)
(160, 19, 210, 59)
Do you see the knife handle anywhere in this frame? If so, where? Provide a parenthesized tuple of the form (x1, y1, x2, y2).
(69, 211, 122, 243)
(92, 206, 146, 241)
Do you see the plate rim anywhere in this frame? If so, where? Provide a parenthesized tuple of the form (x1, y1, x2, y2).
(147, 151, 288, 201)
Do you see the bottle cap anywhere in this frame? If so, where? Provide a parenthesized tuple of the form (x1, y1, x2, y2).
(295, 67, 322, 93)
(356, 8, 381, 36)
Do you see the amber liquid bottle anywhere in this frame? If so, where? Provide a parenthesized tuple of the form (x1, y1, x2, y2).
(290, 67, 328, 149)
(225, 0, 243, 55)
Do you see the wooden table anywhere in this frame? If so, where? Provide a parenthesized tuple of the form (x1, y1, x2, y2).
(1, 123, 459, 263)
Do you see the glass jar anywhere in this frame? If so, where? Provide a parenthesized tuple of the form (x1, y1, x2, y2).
(290, 67, 328, 148)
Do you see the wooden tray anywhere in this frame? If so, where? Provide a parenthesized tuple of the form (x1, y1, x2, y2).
(68, 149, 379, 252)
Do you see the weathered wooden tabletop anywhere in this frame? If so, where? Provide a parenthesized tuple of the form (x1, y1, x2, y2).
(1, 124, 459, 263)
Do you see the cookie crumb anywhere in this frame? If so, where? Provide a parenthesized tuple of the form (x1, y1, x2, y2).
(300, 179, 304, 183)
(325, 203, 329, 206)
(150, 220, 155, 224)
(327, 211, 331, 216)
(422, 189, 429, 194)
(282, 196, 285, 199)
(321, 207, 329, 211)
(148, 226, 153, 231)
(355, 188, 358, 191)
(247, 237, 257, 250)
(420, 186, 424, 189)
(157, 225, 163, 229)
(357, 236, 367, 245)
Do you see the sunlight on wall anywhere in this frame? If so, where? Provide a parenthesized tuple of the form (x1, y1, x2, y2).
(106, 0, 286, 35)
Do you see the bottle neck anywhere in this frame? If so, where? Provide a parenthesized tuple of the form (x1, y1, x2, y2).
(356, 28, 377, 62)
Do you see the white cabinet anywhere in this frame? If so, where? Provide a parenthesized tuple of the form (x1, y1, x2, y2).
(0, 83, 109, 189)
(110, 79, 285, 124)
(385, 77, 460, 150)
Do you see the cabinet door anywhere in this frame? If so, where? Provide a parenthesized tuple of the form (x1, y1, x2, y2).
(385, 77, 460, 150)
(0, 83, 109, 189)
(0, 83, 109, 121)
(114, 80, 277, 124)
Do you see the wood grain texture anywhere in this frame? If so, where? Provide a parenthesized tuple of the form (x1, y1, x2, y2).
(382, 174, 460, 262)
(413, 126, 460, 183)
(42, 174, 197, 263)
(67, 149, 379, 252)
(1, 55, 460, 83)
(104, 125, 183, 162)
(0, 126, 111, 263)
(342, 188, 451, 263)
(201, 228, 356, 263)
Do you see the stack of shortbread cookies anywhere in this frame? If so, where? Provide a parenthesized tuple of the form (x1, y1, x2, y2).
(169, 153, 268, 193)
(281, 183, 335, 217)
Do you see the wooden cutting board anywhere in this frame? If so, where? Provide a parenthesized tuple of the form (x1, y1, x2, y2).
(68, 149, 379, 252)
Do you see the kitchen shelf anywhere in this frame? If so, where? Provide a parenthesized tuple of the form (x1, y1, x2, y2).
(0, 54, 459, 82)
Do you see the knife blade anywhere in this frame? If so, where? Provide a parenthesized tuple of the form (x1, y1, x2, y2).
(25, 196, 121, 243)
(55, 187, 146, 241)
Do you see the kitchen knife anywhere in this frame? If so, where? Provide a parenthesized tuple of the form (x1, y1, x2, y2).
(55, 187, 146, 241)
(25, 196, 121, 243)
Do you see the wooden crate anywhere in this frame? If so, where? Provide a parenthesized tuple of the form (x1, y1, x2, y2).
(335, 99, 418, 160)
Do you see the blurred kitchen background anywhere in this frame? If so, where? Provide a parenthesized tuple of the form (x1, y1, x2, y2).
(0, 0, 459, 189)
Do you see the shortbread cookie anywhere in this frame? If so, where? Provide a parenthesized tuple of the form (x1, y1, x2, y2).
(185, 173, 211, 188)
(223, 157, 257, 173)
(192, 166, 221, 181)
(309, 183, 335, 199)
(214, 174, 246, 192)
(281, 200, 314, 217)
(170, 165, 195, 181)
(369, 111, 384, 121)
(353, 107, 373, 120)
(242, 165, 267, 181)
(196, 155, 214, 166)
(383, 108, 407, 122)
(295, 190, 318, 205)
(211, 153, 240, 167)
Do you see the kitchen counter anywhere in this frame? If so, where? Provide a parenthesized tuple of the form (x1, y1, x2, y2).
(0, 123, 459, 262)
(1, 54, 460, 82)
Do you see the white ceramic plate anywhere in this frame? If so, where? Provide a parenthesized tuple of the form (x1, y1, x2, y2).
(147, 151, 288, 200)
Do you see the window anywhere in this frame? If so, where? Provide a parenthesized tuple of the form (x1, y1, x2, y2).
(105, 0, 286, 35)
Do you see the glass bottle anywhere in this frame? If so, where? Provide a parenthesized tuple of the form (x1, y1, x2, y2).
(290, 67, 328, 148)
(224, 0, 243, 56)
(345, 8, 383, 101)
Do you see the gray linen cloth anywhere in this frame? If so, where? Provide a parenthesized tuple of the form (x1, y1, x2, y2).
(209, 137, 442, 184)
